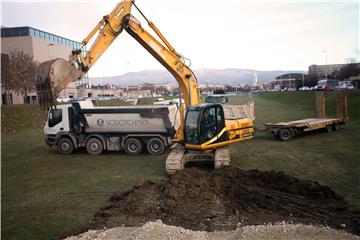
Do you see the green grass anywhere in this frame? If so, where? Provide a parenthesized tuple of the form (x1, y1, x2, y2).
(2, 91, 360, 239)
(1, 104, 46, 134)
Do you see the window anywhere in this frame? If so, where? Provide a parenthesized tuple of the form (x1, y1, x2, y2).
(40, 31, 44, 39)
(200, 107, 215, 142)
(21, 28, 28, 36)
(48, 109, 62, 127)
(185, 110, 200, 144)
(29, 28, 35, 36)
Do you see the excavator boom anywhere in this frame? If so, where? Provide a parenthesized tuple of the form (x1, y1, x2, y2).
(35, 0, 200, 111)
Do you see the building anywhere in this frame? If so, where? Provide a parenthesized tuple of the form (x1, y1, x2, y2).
(271, 73, 308, 90)
(1, 26, 88, 104)
(308, 64, 347, 79)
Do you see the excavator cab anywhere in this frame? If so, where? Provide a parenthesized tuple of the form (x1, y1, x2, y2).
(184, 104, 227, 146)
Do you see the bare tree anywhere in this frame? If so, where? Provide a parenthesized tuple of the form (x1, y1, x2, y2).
(7, 51, 38, 103)
(1, 54, 12, 104)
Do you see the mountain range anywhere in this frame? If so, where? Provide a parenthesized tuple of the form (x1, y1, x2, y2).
(90, 68, 305, 86)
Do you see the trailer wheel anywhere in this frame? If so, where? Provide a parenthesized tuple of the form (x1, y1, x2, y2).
(332, 123, 340, 131)
(58, 138, 74, 154)
(124, 138, 142, 155)
(86, 138, 103, 155)
(278, 129, 293, 141)
(326, 125, 332, 133)
(147, 138, 165, 155)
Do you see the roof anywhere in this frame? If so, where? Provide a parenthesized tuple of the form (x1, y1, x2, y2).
(1, 26, 81, 49)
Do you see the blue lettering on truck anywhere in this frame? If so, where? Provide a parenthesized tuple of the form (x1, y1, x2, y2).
(96, 118, 150, 127)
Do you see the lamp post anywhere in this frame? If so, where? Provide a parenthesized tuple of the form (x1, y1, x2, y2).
(322, 50, 328, 80)
(47, 43, 54, 60)
(300, 61, 305, 88)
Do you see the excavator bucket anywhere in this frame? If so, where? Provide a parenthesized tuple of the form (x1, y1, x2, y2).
(35, 58, 82, 110)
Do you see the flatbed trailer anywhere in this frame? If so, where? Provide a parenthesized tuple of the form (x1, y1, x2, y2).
(265, 118, 345, 141)
(265, 91, 348, 141)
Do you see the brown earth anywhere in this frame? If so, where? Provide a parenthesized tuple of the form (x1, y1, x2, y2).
(76, 166, 360, 236)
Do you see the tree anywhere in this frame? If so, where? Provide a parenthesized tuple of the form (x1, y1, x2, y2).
(335, 63, 360, 80)
(6, 51, 39, 103)
(1, 54, 12, 104)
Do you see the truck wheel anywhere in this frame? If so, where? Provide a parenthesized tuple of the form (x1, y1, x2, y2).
(147, 138, 165, 155)
(278, 129, 293, 141)
(86, 138, 103, 155)
(58, 138, 74, 154)
(124, 138, 142, 155)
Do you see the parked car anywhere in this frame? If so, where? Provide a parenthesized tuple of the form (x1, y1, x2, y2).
(56, 96, 72, 103)
(318, 79, 338, 91)
(311, 85, 322, 91)
(205, 95, 229, 104)
(299, 86, 310, 91)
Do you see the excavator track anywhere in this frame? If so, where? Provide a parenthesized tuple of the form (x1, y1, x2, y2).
(165, 145, 230, 175)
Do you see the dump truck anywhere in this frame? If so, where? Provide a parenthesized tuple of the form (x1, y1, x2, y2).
(45, 101, 180, 155)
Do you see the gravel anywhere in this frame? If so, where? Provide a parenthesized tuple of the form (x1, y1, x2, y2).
(65, 220, 359, 240)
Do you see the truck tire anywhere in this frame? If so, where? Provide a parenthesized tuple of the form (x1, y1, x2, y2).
(86, 138, 103, 155)
(278, 128, 293, 141)
(58, 138, 74, 154)
(147, 138, 165, 155)
(124, 138, 142, 155)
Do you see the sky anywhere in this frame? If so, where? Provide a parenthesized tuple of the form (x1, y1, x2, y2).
(1, 0, 359, 77)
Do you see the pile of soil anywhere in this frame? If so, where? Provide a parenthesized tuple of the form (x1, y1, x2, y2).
(85, 166, 360, 235)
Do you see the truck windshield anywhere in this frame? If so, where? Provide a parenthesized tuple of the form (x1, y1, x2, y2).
(48, 109, 62, 127)
(185, 110, 200, 144)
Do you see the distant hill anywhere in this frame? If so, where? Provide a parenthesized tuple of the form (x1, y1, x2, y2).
(90, 68, 305, 86)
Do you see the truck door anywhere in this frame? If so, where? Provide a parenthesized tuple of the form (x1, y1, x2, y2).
(46, 108, 66, 134)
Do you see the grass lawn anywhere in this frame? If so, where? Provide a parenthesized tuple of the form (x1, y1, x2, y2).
(2, 91, 360, 240)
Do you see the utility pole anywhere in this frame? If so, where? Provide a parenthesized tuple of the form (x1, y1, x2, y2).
(322, 50, 328, 80)
(300, 61, 305, 87)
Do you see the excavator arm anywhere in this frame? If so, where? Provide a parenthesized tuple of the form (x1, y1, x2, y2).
(35, 0, 200, 142)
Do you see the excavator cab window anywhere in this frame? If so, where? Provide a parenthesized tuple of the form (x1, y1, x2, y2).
(184, 110, 200, 144)
(199, 105, 225, 143)
(185, 104, 226, 145)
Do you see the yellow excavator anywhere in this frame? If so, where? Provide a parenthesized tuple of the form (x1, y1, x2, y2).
(35, 0, 254, 174)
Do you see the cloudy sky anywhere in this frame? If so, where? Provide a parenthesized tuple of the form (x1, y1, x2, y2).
(2, 0, 359, 77)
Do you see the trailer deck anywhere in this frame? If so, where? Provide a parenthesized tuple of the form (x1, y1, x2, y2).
(265, 118, 345, 141)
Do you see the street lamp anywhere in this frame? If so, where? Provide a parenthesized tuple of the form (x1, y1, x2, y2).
(300, 61, 305, 88)
(47, 43, 54, 60)
(322, 50, 328, 80)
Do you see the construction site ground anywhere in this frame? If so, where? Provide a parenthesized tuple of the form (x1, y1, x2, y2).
(66, 166, 359, 239)
(2, 91, 360, 240)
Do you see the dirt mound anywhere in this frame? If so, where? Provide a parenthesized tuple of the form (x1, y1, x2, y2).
(85, 166, 360, 235)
